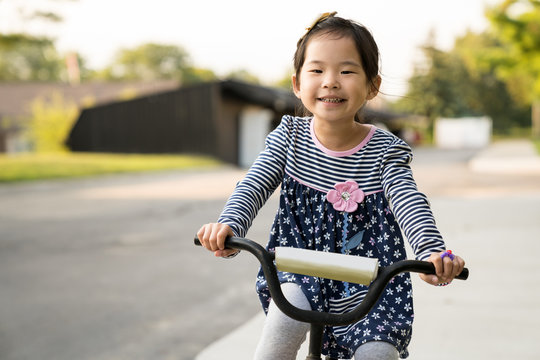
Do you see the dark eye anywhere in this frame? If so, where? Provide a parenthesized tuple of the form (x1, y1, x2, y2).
(309, 69, 323, 74)
(342, 70, 355, 75)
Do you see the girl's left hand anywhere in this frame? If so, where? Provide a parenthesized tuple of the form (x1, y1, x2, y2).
(419, 251, 465, 286)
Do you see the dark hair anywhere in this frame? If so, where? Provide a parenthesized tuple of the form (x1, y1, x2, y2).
(294, 13, 380, 87)
(293, 13, 380, 120)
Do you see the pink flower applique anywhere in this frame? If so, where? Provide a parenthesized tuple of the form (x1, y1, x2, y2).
(327, 180, 365, 212)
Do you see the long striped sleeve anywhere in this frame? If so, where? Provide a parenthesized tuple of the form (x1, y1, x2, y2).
(380, 138, 445, 260)
(217, 118, 290, 237)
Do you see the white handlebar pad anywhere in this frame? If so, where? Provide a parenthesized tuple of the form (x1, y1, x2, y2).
(275, 247, 379, 285)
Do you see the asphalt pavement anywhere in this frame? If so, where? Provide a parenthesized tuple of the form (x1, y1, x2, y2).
(0, 168, 271, 360)
(0, 140, 539, 360)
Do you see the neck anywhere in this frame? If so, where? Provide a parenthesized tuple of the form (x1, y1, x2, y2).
(313, 118, 370, 151)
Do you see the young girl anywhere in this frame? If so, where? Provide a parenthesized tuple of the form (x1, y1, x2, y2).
(197, 12, 465, 360)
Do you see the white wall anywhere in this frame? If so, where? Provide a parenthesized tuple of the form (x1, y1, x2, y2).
(238, 106, 272, 168)
(435, 116, 492, 149)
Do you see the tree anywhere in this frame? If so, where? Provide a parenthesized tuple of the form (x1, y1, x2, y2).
(0, 34, 63, 81)
(0, 0, 83, 82)
(224, 69, 261, 84)
(182, 66, 218, 85)
(100, 43, 190, 82)
(392, 33, 473, 124)
(453, 31, 530, 131)
(393, 30, 530, 135)
(0, 0, 77, 25)
(486, 0, 540, 137)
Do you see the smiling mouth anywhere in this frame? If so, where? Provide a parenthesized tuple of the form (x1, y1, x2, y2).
(318, 97, 346, 103)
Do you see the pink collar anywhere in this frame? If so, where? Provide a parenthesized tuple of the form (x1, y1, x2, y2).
(310, 120, 376, 157)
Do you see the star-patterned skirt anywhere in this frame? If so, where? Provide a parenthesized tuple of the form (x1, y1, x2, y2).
(256, 174, 414, 359)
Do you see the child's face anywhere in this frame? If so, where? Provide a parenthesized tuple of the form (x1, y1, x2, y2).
(292, 34, 380, 124)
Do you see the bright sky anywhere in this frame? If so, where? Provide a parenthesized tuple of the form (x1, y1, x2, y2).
(0, 0, 500, 97)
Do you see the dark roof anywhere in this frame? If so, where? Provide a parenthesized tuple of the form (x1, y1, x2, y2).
(0, 80, 180, 119)
(220, 80, 300, 112)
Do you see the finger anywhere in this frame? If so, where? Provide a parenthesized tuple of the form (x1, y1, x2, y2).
(199, 223, 216, 251)
(431, 253, 444, 279)
(452, 256, 465, 279)
(197, 225, 210, 249)
(217, 226, 233, 250)
(197, 225, 204, 247)
(419, 272, 438, 285)
(442, 256, 454, 282)
(208, 224, 221, 251)
(216, 226, 229, 250)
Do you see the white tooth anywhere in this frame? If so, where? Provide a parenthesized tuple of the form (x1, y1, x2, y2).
(321, 98, 341, 103)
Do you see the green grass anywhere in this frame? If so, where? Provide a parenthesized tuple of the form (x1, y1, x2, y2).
(534, 138, 540, 155)
(0, 152, 220, 183)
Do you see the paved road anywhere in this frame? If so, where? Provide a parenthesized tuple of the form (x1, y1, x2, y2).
(0, 168, 274, 360)
(1, 145, 539, 360)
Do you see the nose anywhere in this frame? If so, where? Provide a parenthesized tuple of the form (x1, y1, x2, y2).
(322, 72, 340, 89)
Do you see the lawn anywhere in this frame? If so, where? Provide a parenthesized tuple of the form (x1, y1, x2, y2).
(0, 152, 220, 183)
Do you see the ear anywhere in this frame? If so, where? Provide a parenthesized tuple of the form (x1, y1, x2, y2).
(292, 74, 301, 99)
(366, 75, 381, 100)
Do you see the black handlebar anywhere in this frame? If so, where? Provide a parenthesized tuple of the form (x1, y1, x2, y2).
(194, 236, 468, 326)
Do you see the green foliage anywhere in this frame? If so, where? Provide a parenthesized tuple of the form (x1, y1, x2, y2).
(393, 33, 471, 121)
(453, 31, 531, 131)
(393, 0, 540, 137)
(3, 0, 78, 25)
(392, 29, 530, 134)
(486, 0, 540, 103)
(99, 43, 190, 81)
(26, 92, 78, 153)
(534, 138, 540, 153)
(392, 39, 471, 123)
(273, 69, 294, 90)
(96, 42, 220, 84)
(0, 153, 219, 183)
(487, 0, 540, 136)
(0, 34, 63, 81)
(182, 66, 218, 85)
(225, 69, 261, 84)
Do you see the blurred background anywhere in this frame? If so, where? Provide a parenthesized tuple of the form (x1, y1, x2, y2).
(0, 0, 539, 160)
(0, 1, 539, 359)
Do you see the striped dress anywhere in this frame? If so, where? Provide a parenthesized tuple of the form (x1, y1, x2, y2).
(218, 115, 445, 359)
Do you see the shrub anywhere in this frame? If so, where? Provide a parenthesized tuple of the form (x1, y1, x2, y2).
(26, 92, 78, 153)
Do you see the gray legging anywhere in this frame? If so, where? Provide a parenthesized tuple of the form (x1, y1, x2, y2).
(254, 283, 399, 360)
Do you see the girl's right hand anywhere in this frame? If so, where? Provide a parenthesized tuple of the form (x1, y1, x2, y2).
(196, 223, 238, 258)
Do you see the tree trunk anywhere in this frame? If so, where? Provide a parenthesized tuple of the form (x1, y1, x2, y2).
(533, 100, 540, 138)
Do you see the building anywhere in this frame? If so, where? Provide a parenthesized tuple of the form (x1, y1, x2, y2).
(0, 81, 179, 153)
(67, 80, 407, 167)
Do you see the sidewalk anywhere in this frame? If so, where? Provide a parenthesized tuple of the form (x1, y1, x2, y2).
(469, 139, 540, 175)
(195, 313, 268, 360)
(195, 140, 540, 360)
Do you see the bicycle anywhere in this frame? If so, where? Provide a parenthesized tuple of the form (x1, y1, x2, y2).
(194, 236, 469, 360)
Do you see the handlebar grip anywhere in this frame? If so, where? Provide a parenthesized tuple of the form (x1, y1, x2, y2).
(194, 236, 469, 281)
(275, 247, 379, 285)
(456, 267, 469, 280)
